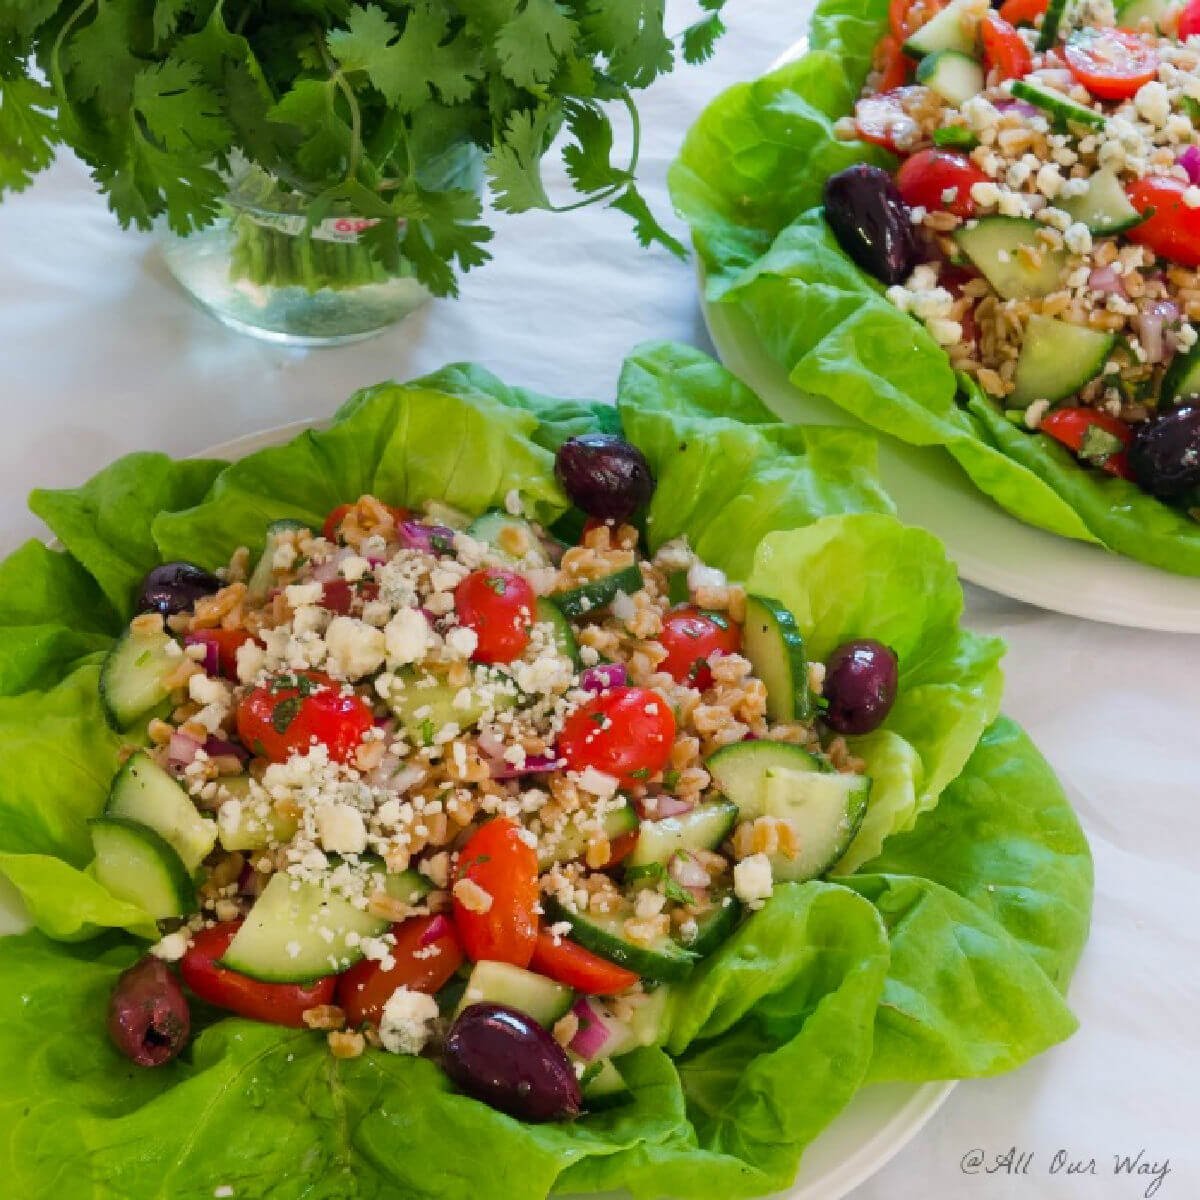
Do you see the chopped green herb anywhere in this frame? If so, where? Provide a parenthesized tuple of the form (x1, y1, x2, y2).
(661, 769, 681, 790)
(420, 718, 436, 747)
(134, 650, 151, 668)
(271, 696, 302, 735)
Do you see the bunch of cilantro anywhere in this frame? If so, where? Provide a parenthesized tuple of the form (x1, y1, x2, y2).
(0, 0, 728, 296)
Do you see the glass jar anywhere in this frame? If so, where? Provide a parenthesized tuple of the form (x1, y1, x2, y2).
(159, 148, 482, 347)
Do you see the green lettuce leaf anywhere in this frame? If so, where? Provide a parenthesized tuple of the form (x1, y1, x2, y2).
(670, 0, 1200, 573)
(152, 385, 570, 571)
(746, 514, 1005, 868)
(29, 453, 227, 617)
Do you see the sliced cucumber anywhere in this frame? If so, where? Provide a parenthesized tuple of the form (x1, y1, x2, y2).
(705, 740, 825, 821)
(537, 800, 639, 870)
(381, 867, 435, 905)
(1036, 0, 1068, 49)
(247, 519, 309, 602)
(760, 767, 871, 883)
(535, 598, 580, 667)
(901, 0, 979, 57)
(1009, 79, 1105, 130)
(99, 621, 180, 731)
(1009, 315, 1116, 408)
(915, 50, 984, 107)
(456, 960, 573, 1026)
(1117, 0, 1181, 30)
(467, 511, 552, 567)
(90, 816, 195, 919)
(1059, 169, 1147, 236)
(387, 667, 518, 743)
(627, 984, 671, 1047)
(954, 216, 1067, 300)
(219, 872, 388, 982)
(550, 563, 644, 619)
(106, 751, 216, 873)
(1163, 344, 1200, 405)
(581, 1058, 633, 1111)
(543, 896, 696, 983)
(216, 778, 300, 852)
(742, 595, 810, 723)
(933, 124, 980, 151)
(680, 890, 742, 958)
(627, 800, 738, 868)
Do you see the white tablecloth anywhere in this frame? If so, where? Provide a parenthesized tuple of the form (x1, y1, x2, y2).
(1, 3, 1196, 1196)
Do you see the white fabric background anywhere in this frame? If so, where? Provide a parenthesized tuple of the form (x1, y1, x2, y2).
(1, 1, 1197, 1195)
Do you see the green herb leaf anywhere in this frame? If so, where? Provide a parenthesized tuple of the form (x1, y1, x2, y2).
(271, 695, 302, 735)
(486, 106, 555, 213)
(609, 184, 686, 258)
(494, 0, 577, 90)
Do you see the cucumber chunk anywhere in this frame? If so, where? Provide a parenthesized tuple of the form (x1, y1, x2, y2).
(581, 1059, 633, 1111)
(1009, 80, 1105, 130)
(215, 777, 300, 852)
(1059, 169, 1146, 236)
(706, 740, 825, 821)
(1009, 315, 1116, 408)
(219, 872, 389, 983)
(90, 816, 195, 919)
(387, 667, 518, 743)
(535, 598, 580, 667)
(627, 800, 738, 868)
(550, 563, 644, 619)
(456, 961, 574, 1026)
(954, 216, 1067, 300)
(680, 890, 742, 958)
(467, 511, 553, 567)
(901, 0, 980, 57)
(381, 867, 435, 905)
(915, 50, 984, 107)
(106, 751, 217, 872)
(99, 621, 180, 731)
(1163, 344, 1200, 405)
(247, 519, 309, 602)
(742, 595, 810, 722)
(543, 897, 696, 982)
(1117, 0, 1179, 29)
(761, 767, 871, 882)
(537, 800, 639, 870)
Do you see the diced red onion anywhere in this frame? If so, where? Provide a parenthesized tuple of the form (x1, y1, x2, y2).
(397, 521, 455, 554)
(418, 914, 453, 946)
(669, 852, 711, 889)
(995, 99, 1039, 118)
(237, 863, 267, 899)
(568, 997, 614, 1061)
(488, 752, 564, 779)
(580, 664, 627, 692)
(183, 632, 219, 675)
(637, 794, 694, 820)
(1088, 266, 1127, 298)
(168, 729, 204, 768)
(1138, 302, 1178, 364)
(310, 550, 351, 584)
(537, 532, 566, 566)
(1179, 146, 1200, 186)
(204, 736, 248, 763)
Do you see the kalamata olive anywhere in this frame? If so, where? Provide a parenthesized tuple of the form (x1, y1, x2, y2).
(1129, 404, 1200, 500)
(136, 561, 221, 616)
(107, 956, 190, 1067)
(554, 434, 655, 522)
(823, 164, 918, 286)
(823, 639, 900, 735)
(443, 1003, 581, 1122)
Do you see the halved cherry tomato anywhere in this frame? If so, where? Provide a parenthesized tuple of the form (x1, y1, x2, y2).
(321, 502, 410, 543)
(1180, 0, 1200, 40)
(875, 35, 914, 93)
(189, 628, 256, 678)
(854, 88, 921, 154)
(454, 568, 536, 664)
(658, 606, 742, 691)
(1063, 28, 1158, 101)
(888, 0, 946, 40)
(980, 12, 1033, 82)
(235, 670, 374, 763)
(998, 0, 1047, 25)
(321, 578, 380, 616)
(1040, 407, 1135, 480)
(452, 818, 539, 966)
(180, 923, 336, 1026)
(1125, 176, 1200, 268)
(558, 686, 676, 786)
(336, 915, 464, 1027)
(896, 149, 991, 219)
(602, 830, 639, 869)
(529, 930, 639, 995)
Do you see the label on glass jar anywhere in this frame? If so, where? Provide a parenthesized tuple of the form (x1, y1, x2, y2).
(243, 212, 407, 243)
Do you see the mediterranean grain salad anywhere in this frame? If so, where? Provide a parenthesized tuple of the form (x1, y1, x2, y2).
(825, 0, 1200, 507)
(95, 433, 895, 1122)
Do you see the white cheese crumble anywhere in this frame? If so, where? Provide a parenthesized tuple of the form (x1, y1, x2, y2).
(733, 853, 774, 909)
(379, 985, 440, 1055)
(316, 803, 367, 856)
(325, 616, 386, 680)
(150, 929, 192, 962)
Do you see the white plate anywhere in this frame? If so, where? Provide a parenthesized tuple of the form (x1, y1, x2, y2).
(0, 418, 955, 1200)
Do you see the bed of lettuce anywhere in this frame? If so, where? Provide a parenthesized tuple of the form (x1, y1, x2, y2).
(0, 342, 1091, 1200)
(668, 0, 1200, 576)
